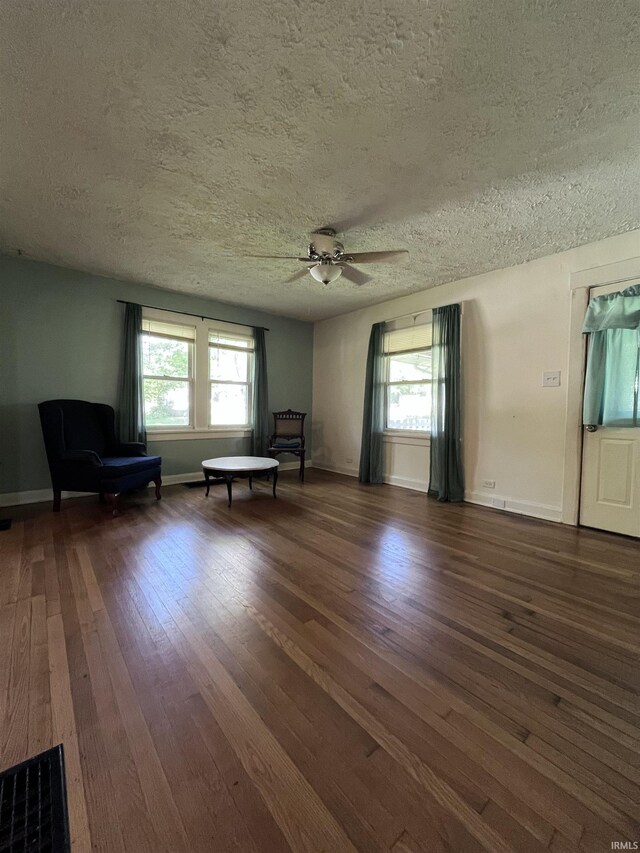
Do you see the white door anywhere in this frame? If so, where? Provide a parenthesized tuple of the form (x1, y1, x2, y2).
(580, 282, 640, 537)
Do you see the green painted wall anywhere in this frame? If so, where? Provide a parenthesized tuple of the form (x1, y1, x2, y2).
(0, 255, 313, 494)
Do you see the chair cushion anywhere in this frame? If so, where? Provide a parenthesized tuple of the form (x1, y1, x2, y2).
(99, 456, 162, 477)
(272, 441, 302, 448)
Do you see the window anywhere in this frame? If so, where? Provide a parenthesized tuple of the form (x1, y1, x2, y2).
(209, 330, 254, 426)
(384, 324, 432, 432)
(142, 309, 254, 436)
(142, 319, 195, 428)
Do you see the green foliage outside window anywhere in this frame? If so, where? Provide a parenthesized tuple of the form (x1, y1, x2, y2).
(143, 336, 190, 426)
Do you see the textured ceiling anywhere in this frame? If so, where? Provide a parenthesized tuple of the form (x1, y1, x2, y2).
(1, 1, 639, 320)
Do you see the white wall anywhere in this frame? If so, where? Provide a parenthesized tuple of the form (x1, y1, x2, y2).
(312, 230, 640, 523)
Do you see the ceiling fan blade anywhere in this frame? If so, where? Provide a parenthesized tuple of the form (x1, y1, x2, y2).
(340, 264, 372, 287)
(284, 268, 310, 283)
(242, 255, 309, 261)
(345, 250, 408, 264)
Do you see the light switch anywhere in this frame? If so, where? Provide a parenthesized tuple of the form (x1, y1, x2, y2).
(542, 371, 561, 387)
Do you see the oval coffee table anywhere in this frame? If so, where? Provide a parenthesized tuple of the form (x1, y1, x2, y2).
(201, 456, 279, 508)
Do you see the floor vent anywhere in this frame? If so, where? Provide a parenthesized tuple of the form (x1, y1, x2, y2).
(0, 745, 70, 852)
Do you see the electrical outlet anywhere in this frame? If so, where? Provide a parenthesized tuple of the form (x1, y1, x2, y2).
(481, 479, 495, 489)
(542, 371, 561, 387)
(491, 498, 506, 509)
(346, 457, 353, 464)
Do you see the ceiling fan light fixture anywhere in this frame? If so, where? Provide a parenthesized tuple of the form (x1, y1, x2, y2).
(244, 229, 408, 287)
(309, 262, 343, 285)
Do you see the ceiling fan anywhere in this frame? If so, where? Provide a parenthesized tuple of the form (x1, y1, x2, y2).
(245, 228, 408, 286)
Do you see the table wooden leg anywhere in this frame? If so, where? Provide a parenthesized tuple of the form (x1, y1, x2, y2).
(204, 471, 210, 496)
(272, 467, 278, 499)
(249, 475, 253, 490)
(226, 477, 233, 508)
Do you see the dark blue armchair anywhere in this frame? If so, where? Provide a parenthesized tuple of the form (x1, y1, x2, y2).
(38, 399, 162, 516)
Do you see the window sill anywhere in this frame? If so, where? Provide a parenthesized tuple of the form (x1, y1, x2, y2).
(147, 428, 252, 442)
(383, 431, 431, 446)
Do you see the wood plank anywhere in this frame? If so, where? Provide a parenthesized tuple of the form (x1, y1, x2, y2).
(47, 612, 92, 852)
(66, 547, 162, 853)
(1, 471, 638, 853)
(1, 596, 31, 769)
(133, 565, 360, 853)
(242, 601, 516, 853)
(27, 594, 51, 757)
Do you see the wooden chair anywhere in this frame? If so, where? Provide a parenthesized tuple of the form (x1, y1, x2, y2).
(268, 409, 306, 481)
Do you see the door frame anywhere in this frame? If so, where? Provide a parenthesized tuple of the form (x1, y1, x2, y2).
(563, 256, 640, 525)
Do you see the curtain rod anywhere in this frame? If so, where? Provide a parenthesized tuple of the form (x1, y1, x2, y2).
(384, 307, 432, 325)
(117, 300, 269, 331)
(384, 301, 465, 325)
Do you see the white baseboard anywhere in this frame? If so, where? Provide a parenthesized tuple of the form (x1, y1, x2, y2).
(306, 464, 564, 523)
(464, 490, 563, 523)
(383, 473, 428, 493)
(162, 459, 312, 486)
(0, 459, 313, 508)
(0, 487, 78, 508)
(270, 459, 314, 472)
(313, 462, 427, 492)
(312, 463, 429, 494)
(312, 462, 359, 478)
(0, 463, 562, 524)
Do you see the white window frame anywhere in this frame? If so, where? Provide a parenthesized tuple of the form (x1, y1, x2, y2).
(143, 307, 253, 440)
(142, 318, 196, 431)
(207, 329, 254, 430)
(383, 323, 432, 440)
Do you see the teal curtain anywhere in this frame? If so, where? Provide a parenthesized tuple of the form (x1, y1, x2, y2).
(583, 285, 640, 427)
(358, 322, 385, 483)
(428, 303, 464, 502)
(117, 302, 146, 443)
(251, 328, 269, 455)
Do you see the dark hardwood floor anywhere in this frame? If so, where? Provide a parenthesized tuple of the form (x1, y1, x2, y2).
(1, 469, 638, 852)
